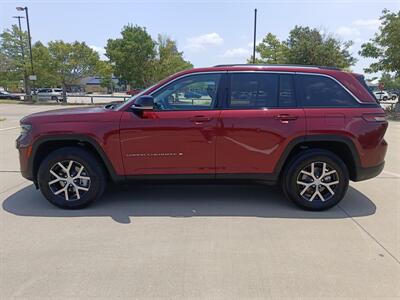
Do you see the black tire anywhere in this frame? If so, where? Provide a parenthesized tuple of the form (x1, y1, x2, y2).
(383, 96, 388, 101)
(51, 96, 58, 101)
(281, 149, 349, 211)
(37, 147, 107, 209)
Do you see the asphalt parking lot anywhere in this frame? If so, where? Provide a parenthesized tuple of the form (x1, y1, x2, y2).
(0, 103, 399, 299)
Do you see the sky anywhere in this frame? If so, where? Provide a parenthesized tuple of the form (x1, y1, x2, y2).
(1, 0, 399, 79)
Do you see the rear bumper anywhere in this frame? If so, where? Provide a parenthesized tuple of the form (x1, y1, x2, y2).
(354, 161, 385, 182)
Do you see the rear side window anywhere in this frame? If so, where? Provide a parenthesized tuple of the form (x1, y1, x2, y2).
(297, 75, 357, 107)
(229, 73, 278, 108)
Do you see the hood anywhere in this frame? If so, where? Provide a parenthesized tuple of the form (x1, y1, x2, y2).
(21, 105, 117, 124)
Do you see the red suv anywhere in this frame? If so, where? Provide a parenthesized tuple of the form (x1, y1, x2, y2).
(16, 65, 388, 210)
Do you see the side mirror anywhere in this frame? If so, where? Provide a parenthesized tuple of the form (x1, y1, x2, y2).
(131, 95, 154, 111)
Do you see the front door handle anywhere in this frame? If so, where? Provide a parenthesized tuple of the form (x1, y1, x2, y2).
(274, 114, 298, 121)
(190, 116, 212, 123)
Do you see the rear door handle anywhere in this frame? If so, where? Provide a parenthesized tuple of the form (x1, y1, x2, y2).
(274, 114, 298, 121)
(190, 116, 212, 123)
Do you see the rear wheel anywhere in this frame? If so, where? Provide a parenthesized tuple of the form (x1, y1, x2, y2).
(38, 147, 106, 209)
(51, 96, 58, 101)
(282, 149, 349, 210)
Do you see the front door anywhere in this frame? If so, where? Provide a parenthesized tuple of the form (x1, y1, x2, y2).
(120, 73, 223, 176)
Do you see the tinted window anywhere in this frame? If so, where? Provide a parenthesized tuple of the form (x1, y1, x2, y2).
(297, 75, 357, 107)
(229, 73, 278, 108)
(153, 74, 221, 111)
(279, 74, 296, 107)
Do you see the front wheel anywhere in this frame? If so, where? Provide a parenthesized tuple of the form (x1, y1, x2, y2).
(38, 147, 106, 209)
(282, 149, 349, 211)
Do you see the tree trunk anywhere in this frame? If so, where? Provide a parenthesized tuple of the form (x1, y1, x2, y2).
(24, 73, 32, 101)
(62, 83, 67, 103)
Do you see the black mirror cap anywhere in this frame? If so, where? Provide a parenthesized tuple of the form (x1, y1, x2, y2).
(133, 95, 154, 108)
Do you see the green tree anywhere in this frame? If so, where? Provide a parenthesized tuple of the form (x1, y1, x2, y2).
(360, 9, 400, 76)
(0, 25, 29, 92)
(285, 26, 355, 68)
(47, 41, 100, 101)
(379, 73, 400, 90)
(153, 34, 192, 82)
(248, 33, 287, 64)
(251, 26, 356, 69)
(31, 41, 59, 88)
(96, 60, 115, 93)
(106, 25, 156, 88)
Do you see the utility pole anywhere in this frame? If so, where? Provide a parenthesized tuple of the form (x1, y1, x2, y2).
(252, 8, 257, 64)
(16, 6, 34, 100)
(12, 16, 28, 95)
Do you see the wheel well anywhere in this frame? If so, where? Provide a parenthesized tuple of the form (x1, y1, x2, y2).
(281, 141, 357, 181)
(32, 140, 110, 181)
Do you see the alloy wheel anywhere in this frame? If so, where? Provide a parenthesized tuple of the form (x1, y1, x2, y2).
(48, 160, 91, 201)
(296, 161, 339, 202)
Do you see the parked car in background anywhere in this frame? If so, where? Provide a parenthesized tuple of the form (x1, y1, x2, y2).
(127, 89, 142, 96)
(0, 91, 21, 100)
(36, 88, 63, 102)
(184, 91, 202, 98)
(17, 64, 388, 211)
(388, 91, 398, 100)
(373, 90, 390, 101)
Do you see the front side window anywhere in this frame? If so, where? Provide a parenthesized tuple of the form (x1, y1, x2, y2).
(152, 74, 221, 111)
(229, 73, 278, 109)
(297, 75, 357, 107)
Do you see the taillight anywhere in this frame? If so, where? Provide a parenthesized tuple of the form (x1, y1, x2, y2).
(362, 113, 387, 122)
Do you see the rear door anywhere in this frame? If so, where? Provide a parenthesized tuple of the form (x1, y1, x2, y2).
(216, 72, 306, 177)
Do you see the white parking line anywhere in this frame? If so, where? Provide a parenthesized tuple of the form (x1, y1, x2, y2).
(382, 170, 400, 178)
(0, 126, 18, 131)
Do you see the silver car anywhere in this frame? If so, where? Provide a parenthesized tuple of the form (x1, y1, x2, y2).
(36, 88, 63, 101)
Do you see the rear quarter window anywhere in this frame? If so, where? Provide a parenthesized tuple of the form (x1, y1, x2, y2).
(296, 75, 358, 107)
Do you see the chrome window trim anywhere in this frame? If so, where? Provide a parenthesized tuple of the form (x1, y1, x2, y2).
(227, 70, 363, 104)
(120, 69, 365, 109)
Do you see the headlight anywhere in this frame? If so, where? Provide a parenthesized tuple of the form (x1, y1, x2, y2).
(20, 124, 32, 136)
(16, 124, 32, 149)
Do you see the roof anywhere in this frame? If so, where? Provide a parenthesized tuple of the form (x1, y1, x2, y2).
(213, 64, 341, 70)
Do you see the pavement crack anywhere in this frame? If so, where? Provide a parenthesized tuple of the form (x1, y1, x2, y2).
(338, 204, 400, 265)
(0, 181, 28, 195)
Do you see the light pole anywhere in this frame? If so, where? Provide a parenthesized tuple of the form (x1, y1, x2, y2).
(16, 6, 34, 99)
(12, 16, 28, 94)
(252, 8, 257, 64)
(16, 7, 34, 75)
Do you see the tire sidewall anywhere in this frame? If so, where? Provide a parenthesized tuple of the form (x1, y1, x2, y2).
(38, 148, 105, 209)
(284, 151, 349, 210)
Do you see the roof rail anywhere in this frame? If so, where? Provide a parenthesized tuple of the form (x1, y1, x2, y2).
(213, 64, 341, 70)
